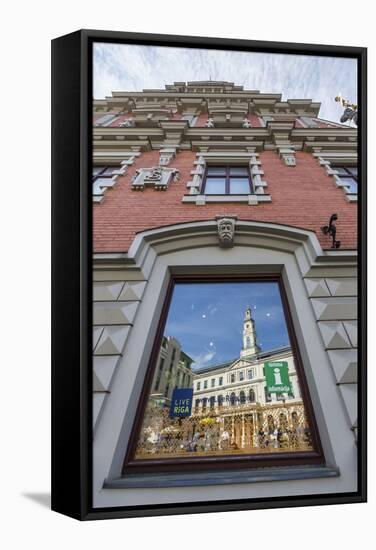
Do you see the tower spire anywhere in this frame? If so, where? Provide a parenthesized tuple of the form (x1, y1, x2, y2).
(240, 305, 260, 358)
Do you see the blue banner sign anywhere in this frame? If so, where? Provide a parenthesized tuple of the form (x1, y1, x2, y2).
(169, 388, 194, 417)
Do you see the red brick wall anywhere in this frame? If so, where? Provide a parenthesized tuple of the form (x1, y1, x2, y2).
(93, 150, 357, 252)
(195, 113, 208, 127)
(249, 115, 263, 127)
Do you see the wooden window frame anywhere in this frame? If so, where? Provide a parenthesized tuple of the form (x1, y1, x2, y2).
(202, 165, 253, 195)
(122, 274, 324, 475)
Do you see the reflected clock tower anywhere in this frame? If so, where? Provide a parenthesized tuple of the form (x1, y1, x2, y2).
(240, 305, 261, 358)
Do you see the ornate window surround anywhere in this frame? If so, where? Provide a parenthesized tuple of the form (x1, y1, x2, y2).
(93, 151, 141, 203)
(182, 151, 271, 205)
(202, 165, 253, 195)
(313, 151, 358, 202)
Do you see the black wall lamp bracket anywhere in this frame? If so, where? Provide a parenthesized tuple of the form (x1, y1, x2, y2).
(321, 213, 341, 249)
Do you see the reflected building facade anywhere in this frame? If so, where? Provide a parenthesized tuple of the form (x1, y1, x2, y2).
(150, 336, 194, 406)
(191, 306, 307, 451)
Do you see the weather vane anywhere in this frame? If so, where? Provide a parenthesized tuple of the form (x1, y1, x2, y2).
(335, 93, 358, 126)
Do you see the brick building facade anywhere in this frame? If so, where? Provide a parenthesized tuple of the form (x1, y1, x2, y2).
(92, 81, 358, 508)
(93, 81, 357, 252)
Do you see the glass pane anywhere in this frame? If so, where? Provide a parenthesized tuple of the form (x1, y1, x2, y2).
(132, 281, 316, 461)
(102, 166, 117, 175)
(229, 167, 248, 176)
(229, 178, 250, 194)
(348, 166, 358, 176)
(92, 177, 113, 195)
(205, 178, 226, 194)
(206, 167, 226, 176)
(341, 176, 358, 194)
(92, 166, 105, 175)
(332, 166, 348, 175)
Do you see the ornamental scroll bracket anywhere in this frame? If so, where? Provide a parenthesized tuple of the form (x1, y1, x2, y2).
(269, 124, 297, 166)
(215, 215, 238, 248)
(159, 147, 177, 166)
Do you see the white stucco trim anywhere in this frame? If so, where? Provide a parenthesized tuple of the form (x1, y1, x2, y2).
(184, 151, 269, 203)
(314, 152, 358, 202)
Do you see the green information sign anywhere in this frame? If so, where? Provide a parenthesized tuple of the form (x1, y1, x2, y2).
(264, 361, 291, 393)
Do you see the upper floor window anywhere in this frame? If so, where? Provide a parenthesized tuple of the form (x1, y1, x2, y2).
(196, 381, 201, 391)
(219, 376, 223, 386)
(181, 114, 197, 127)
(204, 380, 208, 389)
(202, 166, 252, 195)
(211, 378, 216, 387)
(332, 165, 358, 194)
(239, 371, 244, 381)
(92, 165, 118, 200)
(248, 369, 254, 380)
(230, 373, 235, 383)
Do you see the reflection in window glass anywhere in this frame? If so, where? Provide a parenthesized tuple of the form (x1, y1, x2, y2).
(92, 166, 105, 175)
(133, 281, 314, 460)
(203, 165, 252, 195)
(332, 165, 358, 194)
(341, 177, 357, 194)
(102, 166, 117, 175)
(229, 167, 248, 176)
(230, 178, 250, 194)
(204, 178, 226, 194)
(207, 167, 226, 175)
(92, 165, 118, 198)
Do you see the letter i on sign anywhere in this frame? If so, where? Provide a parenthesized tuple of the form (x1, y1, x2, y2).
(273, 368, 282, 385)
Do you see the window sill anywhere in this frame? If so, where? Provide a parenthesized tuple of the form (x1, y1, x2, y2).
(104, 465, 339, 489)
(182, 194, 271, 205)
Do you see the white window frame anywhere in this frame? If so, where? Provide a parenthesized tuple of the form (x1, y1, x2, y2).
(182, 152, 271, 205)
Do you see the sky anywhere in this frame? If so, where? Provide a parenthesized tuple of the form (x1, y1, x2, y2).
(163, 282, 290, 371)
(93, 42, 358, 123)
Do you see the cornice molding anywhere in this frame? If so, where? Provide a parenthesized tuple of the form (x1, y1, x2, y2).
(93, 219, 357, 280)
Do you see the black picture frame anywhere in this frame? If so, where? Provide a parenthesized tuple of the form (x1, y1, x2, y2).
(51, 29, 367, 520)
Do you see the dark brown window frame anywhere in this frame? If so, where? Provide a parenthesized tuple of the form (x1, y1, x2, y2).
(202, 165, 253, 195)
(122, 274, 324, 475)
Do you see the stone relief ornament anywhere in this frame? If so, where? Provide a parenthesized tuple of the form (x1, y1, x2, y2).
(118, 117, 135, 127)
(144, 166, 163, 184)
(131, 166, 180, 191)
(216, 215, 238, 248)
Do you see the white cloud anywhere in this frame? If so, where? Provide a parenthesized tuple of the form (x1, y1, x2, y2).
(93, 42, 357, 123)
(190, 350, 216, 370)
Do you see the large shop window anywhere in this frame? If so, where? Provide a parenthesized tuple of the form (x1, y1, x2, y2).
(123, 277, 323, 473)
(202, 165, 252, 195)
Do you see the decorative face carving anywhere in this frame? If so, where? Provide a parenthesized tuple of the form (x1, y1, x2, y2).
(217, 217, 236, 248)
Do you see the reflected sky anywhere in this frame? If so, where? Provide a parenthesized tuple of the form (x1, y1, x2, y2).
(164, 282, 290, 370)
